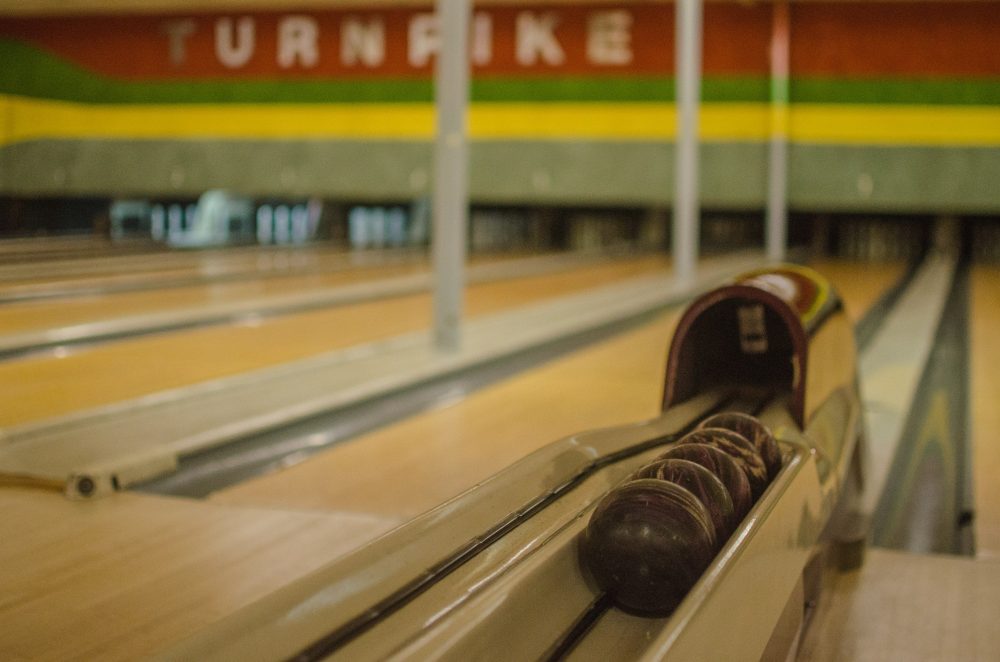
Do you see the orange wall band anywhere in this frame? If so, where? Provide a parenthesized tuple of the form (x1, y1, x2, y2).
(0, 5, 768, 80)
(1, 2, 997, 82)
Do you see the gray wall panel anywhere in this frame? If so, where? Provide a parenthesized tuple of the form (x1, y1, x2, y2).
(788, 144, 1000, 214)
(3, 139, 997, 214)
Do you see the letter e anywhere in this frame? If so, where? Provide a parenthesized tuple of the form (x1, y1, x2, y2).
(587, 11, 633, 66)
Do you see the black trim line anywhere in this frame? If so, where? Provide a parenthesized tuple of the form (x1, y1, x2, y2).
(542, 593, 614, 662)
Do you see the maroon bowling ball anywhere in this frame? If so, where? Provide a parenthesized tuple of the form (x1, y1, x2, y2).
(581, 479, 717, 614)
(634, 458, 736, 542)
(657, 442, 754, 521)
(699, 412, 782, 480)
(677, 428, 769, 500)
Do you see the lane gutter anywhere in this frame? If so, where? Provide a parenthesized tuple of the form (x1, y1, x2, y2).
(871, 257, 973, 554)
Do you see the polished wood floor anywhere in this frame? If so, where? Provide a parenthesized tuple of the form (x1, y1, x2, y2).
(971, 266, 1000, 558)
(0, 242, 342, 286)
(0, 252, 425, 334)
(0, 488, 400, 662)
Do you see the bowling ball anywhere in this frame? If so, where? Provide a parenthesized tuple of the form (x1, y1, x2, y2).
(634, 458, 736, 542)
(657, 443, 754, 522)
(581, 479, 716, 614)
(699, 412, 782, 480)
(677, 428, 769, 500)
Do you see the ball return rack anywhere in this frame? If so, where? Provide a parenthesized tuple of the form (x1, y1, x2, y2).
(163, 265, 868, 662)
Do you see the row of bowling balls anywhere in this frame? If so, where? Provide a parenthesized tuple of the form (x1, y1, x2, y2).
(580, 412, 782, 615)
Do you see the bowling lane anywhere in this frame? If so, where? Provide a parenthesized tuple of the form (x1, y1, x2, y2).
(0, 235, 155, 264)
(0, 251, 578, 336)
(210, 259, 905, 519)
(808, 259, 908, 323)
(0, 254, 900, 335)
(0, 255, 670, 427)
(0, 487, 400, 661)
(0, 253, 429, 334)
(971, 265, 1000, 558)
(0, 243, 354, 292)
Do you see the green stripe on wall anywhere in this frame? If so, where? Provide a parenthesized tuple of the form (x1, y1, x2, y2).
(2, 38, 999, 106)
(792, 78, 1000, 106)
(473, 77, 770, 103)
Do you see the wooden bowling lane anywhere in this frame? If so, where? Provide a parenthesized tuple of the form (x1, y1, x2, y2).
(0, 251, 571, 336)
(0, 252, 428, 335)
(0, 255, 670, 428)
(971, 265, 1000, 558)
(210, 259, 905, 519)
(0, 242, 244, 281)
(0, 235, 155, 264)
(807, 259, 908, 323)
(0, 243, 354, 292)
(0, 487, 400, 661)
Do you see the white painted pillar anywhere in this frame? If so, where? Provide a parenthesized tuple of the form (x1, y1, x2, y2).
(766, 0, 790, 262)
(432, 0, 471, 351)
(673, 0, 703, 285)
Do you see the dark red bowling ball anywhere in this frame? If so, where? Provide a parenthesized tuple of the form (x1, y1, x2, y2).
(581, 479, 717, 614)
(634, 458, 736, 542)
(699, 412, 782, 480)
(677, 428, 769, 500)
(657, 442, 754, 521)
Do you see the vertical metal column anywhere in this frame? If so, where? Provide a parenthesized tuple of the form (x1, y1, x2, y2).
(766, 0, 790, 262)
(673, 0, 703, 285)
(432, 0, 471, 351)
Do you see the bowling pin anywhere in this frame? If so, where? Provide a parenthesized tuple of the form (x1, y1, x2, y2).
(151, 205, 165, 242)
(256, 205, 273, 245)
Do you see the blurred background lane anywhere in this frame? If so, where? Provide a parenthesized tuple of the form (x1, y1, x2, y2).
(0, 253, 671, 427)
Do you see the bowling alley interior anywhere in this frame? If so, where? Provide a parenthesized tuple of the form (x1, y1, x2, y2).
(2, 0, 1000, 659)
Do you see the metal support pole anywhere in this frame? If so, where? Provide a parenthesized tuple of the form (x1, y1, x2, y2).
(432, 0, 471, 352)
(766, 0, 790, 262)
(673, 0, 702, 285)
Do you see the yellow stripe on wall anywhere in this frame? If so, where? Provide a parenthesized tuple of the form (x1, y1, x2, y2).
(1, 97, 437, 143)
(2, 95, 999, 147)
(471, 102, 770, 140)
(1, 97, 766, 143)
(790, 104, 1000, 146)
